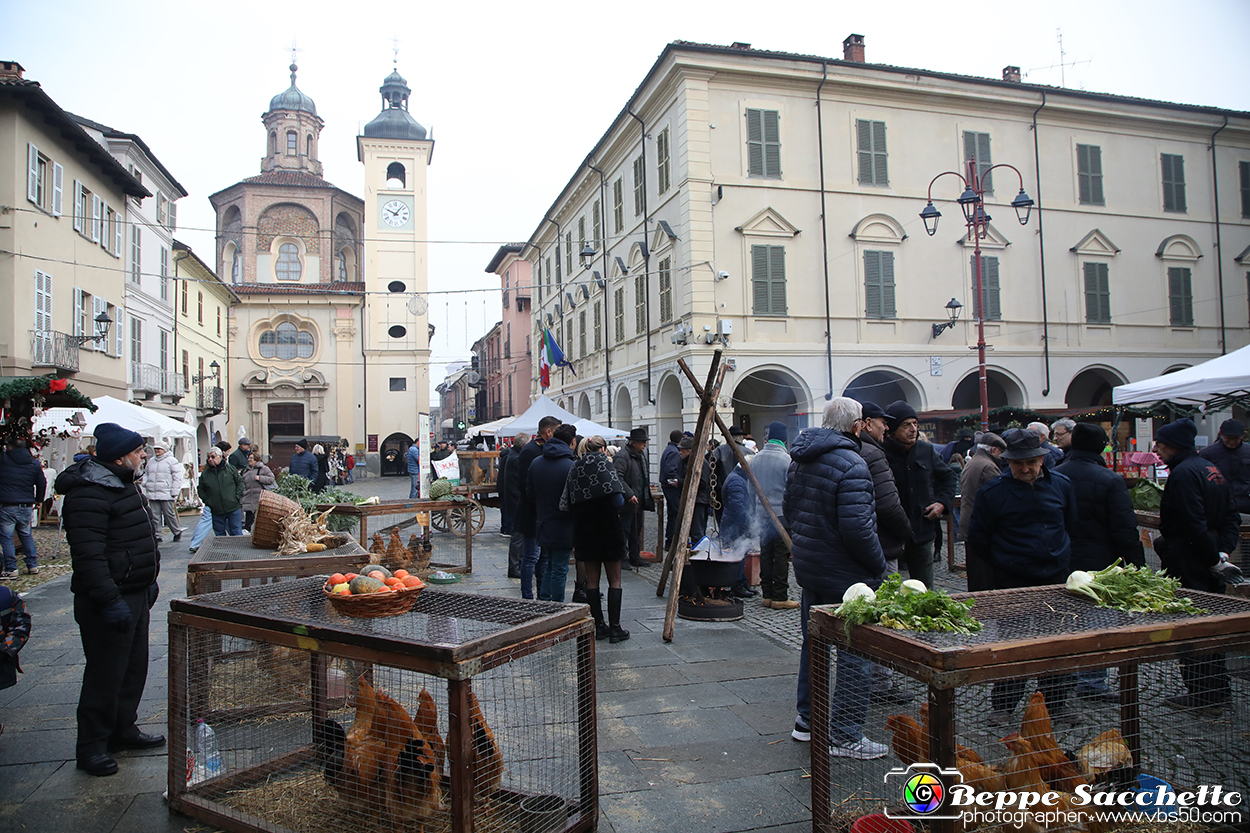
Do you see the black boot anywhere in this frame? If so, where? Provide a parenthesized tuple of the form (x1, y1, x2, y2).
(571, 578, 588, 605)
(607, 588, 630, 643)
(586, 589, 609, 640)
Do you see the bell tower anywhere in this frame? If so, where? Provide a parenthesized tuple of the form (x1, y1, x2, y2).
(357, 66, 432, 448)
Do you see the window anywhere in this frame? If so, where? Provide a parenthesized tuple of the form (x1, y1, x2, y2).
(971, 255, 1002, 321)
(259, 321, 315, 360)
(33, 270, 52, 363)
(130, 316, 142, 363)
(389, 377, 407, 391)
(1077, 144, 1104, 205)
(386, 161, 406, 188)
(276, 242, 301, 281)
(863, 250, 895, 319)
(1168, 267, 1193, 326)
(1241, 161, 1250, 218)
(73, 287, 87, 340)
(593, 300, 602, 351)
(751, 244, 787, 316)
(963, 130, 993, 193)
(159, 329, 169, 371)
(232, 249, 242, 282)
(856, 120, 888, 186)
(592, 199, 602, 250)
(307, 134, 313, 158)
(577, 218, 586, 264)
(131, 226, 141, 283)
(579, 310, 587, 356)
(286, 131, 297, 155)
(567, 318, 575, 359)
(216, 306, 221, 336)
(197, 291, 203, 324)
(337, 251, 347, 280)
(1083, 262, 1111, 324)
(634, 274, 646, 335)
(181, 280, 188, 315)
(658, 257, 673, 323)
(91, 296, 108, 353)
(614, 287, 625, 343)
(746, 108, 781, 178)
(613, 178, 624, 233)
(26, 144, 60, 215)
(270, 131, 277, 155)
(566, 231, 573, 275)
(168, 199, 176, 231)
(657, 127, 671, 193)
(1162, 153, 1186, 212)
(544, 257, 551, 301)
(505, 322, 511, 359)
(160, 248, 169, 301)
(554, 246, 562, 287)
(182, 350, 189, 389)
(157, 192, 166, 227)
(632, 155, 645, 217)
(113, 303, 123, 357)
(74, 181, 87, 233)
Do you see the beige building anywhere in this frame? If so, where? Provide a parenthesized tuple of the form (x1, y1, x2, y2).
(1, 61, 148, 396)
(522, 39, 1250, 448)
(211, 64, 432, 475)
(172, 240, 236, 458)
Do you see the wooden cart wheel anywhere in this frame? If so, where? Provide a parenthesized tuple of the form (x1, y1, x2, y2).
(448, 499, 485, 537)
(430, 510, 449, 532)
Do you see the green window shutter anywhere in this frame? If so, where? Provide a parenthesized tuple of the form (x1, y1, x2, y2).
(1162, 154, 1187, 212)
(864, 251, 882, 317)
(555, 245, 562, 285)
(970, 255, 1000, 320)
(872, 121, 888, 185)
(1240, 161, 1250, 218)
(768, 245, 786, 315)
(1084, 262, 1111, 324)
(746, 108, 764, 176)
(1077, 145, 1103, 205)
(751, 245, 770, 314)
(1168, 267, 1193, 326)
(857, 120, 873, 184)
(635, 274, 645, 334)
(964, 131, 993, 192)
(763, 110, 781, 177)
(880, 251, 895, 318)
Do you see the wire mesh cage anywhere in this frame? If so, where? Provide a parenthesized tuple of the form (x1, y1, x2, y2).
(187, 534, 370, 595)
(168, 578, 597, 833)
(809, 586, 1250, 833)
(317, 499, 479, 575)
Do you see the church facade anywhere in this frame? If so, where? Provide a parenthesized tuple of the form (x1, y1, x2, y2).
(210, 63, 432, 475)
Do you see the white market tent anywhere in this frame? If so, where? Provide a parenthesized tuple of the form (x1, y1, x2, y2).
(1112, 344, 1250, 409)
(475, 395, 631, 441)
(35, 395, 196, 442)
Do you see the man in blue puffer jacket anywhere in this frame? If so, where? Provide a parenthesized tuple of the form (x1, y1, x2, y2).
(786, 397, 888, 759)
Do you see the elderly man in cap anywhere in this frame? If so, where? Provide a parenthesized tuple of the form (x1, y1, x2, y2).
(957, 431, 1006, 587)
(881, 401, 956, 590)
(228, 438, 252, 473)
(1027, 422, 1065, 469)
(1199, 418, 1250, 514)
(1155, 418, 1240, 715)
(659, 429, 684, 550)
(751, 422, 797, 608)
(615, 427, 654, 569)
(142, 440, 183, 543)
(288, 439, 318, 481)
(967, 427, 1078, 722)
(1050, 418, 1076, 463)
(56, 422, 164, 776)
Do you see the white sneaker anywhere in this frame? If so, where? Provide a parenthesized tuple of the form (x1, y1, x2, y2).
(791, 721, 811, 742)
(829, 737, 889, 759)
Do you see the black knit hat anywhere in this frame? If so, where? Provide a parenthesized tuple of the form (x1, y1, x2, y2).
(94, 422, 145, 462)
(1220, 419, 1245, 438)
(1071, 423, 1108, 454)
(767, 421, 788, 442)
(1156, 418, 1197, 450)
(884, 400, 918, 430)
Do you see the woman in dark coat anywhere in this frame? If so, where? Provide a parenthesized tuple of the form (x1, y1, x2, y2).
(563, 436, 629, 642)
(311, 444, 330, 494)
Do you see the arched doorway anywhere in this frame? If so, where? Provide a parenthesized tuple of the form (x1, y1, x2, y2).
(732, 368, 808, 440)
(951, 369, 1025, 411)
(843, 368, 923, 409)
(614, 386, 633, 428)
(380, 432, 413, 477)
(577, 392, 591, 420)
(657, 373, 684, 444)
(1065, 367, 1127, 409)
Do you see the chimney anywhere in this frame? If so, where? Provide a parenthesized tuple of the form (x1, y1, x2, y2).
(730, 42, 752, 50)
(1002, 65, 1021, 83)
(843, 34, 865, 63)
(0, 60, 25, 81)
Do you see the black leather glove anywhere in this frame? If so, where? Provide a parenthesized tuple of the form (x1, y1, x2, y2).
(100, 597, 132, 631)
(147, 582, 159, 609)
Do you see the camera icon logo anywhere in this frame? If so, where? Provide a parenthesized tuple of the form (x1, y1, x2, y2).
(884, 762, 963, 820)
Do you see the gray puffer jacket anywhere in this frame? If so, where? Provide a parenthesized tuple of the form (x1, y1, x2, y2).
(141, 452, 183, 501)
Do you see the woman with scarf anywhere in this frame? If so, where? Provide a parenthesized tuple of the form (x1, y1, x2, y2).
(562, 436, 630, 643)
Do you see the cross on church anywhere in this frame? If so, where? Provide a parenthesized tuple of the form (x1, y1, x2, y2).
(391, 36, 401, 67)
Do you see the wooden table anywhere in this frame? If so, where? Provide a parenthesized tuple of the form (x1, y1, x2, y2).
(316, 498, 474, 574)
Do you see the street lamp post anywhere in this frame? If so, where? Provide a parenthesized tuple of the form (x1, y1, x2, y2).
(920, 159, 1033, 433)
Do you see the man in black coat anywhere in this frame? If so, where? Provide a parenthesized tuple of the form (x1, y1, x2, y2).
(881, 401, 955, 591)
(527, 423, 578, 602)
(1199, 418, 1250, 514)
(500, 432, 530, 578)
(56, 422, 164, 777)
(0, 437, 47, 577)
(711, 424, 745, 521)
(1057, 423, 1145, 702)
(659, 429, 683, 549)
(1155, 418, 1240, 715)
(614, 427, 654, 569)
(515, 417, 560, 599)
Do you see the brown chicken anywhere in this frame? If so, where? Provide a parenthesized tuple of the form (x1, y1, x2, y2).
(1020, 691, 1053, 752)
(1015, 692, 1089, 793)
(413, 687, 446, 775)
(1000, 733, 1048, 792)
(957, 760, 1005, 795)
(370, 532, 386, 557)
(385, 529, 409, 571)
(1000, 730, 1088, 793)
(324, 676, 388, 804)
(885, 714, 928, 766)
(467, 690, 504, 797)
(1077, 729, 1133, 781)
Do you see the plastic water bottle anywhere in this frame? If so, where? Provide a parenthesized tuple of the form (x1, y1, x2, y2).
(188, 719, 222, 784)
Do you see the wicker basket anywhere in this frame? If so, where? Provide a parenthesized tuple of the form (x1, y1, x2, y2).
(322, 580, 424, 618)
(251, 491, 302, 549)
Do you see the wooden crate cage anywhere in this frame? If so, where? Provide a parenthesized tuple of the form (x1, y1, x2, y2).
(809, 586, 1250, 833)
(168, 578, 597, 833)
(187, 535, 370, 596)
(317, 499, 478, 574)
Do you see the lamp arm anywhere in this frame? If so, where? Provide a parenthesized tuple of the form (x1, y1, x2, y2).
(980, 163, 1026, 192)
(924, 170, 969, 202)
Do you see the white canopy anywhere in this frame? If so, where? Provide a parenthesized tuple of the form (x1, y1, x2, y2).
(1112, 345, 1250, 408)
(475, 395, 631, 441)
(35, 395, 196, 442)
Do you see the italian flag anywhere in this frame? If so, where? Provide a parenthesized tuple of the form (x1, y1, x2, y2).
(538, 327, 567, 391)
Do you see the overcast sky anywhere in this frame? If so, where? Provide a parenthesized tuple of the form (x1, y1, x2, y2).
(4, 0, 1246, 392)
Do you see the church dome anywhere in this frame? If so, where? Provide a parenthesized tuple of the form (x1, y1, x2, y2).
(362, 66, 427, 140)
(268, 63, 317, 115)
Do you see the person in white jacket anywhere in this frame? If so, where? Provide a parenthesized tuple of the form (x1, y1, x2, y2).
(142, 441, 184, 542)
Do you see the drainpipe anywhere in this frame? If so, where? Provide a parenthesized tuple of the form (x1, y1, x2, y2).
(588, 160, 613, 425)
(816, 63, 833, 401)
(1211, 114, 1229, 354)
(627, 106, 655, 405)
(1031, 91, 1052, 397)
(359, 295, 367, 472)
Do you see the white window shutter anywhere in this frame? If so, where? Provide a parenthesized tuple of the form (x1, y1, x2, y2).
(91, 195, 100, 242)
(114, 306, 125, 357)
(73, 181, 83, 232)
(168, 200, 176, 231)
(93, 296, 106, 351)
(114, 210, 123, 256)
(73, 287, 84, 338)
(27, 143, 38, 201)
(99, 202, 108, 249)
(52, 163, 63, 216)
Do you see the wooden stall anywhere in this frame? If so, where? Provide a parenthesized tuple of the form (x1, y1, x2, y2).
(317, 498, 475, 574)
(186, 535, 369, 596)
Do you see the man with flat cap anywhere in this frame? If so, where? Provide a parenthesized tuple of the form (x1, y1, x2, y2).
(56, 422, 164, 776)
(1199, 418, 1250, 514)
(957, 431, 1005, 588)
(966, 427, 1078, 722)
(614, 427, 653, 569)
(881, 400, 955, 590)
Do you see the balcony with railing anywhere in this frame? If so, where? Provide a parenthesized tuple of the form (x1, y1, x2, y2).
(131, 363, 185, 398)
(30, 330, 80, 373)
(196, 385, 224, 414)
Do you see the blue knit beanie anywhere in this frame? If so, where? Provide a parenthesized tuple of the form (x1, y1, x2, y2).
(94, 422, 145, 462)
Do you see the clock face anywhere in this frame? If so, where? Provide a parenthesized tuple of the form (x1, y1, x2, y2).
(381, 199, 410, 228)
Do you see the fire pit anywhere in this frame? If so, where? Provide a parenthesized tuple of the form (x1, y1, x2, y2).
(678, 550, 744, 621)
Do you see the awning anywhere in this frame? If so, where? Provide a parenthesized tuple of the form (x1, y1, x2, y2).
(441, 418, 454, 429)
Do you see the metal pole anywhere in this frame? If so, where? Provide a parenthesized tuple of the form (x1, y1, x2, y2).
(970, 160, 989, 434)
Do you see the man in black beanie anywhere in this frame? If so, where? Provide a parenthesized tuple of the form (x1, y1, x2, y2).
(1199, 418, 1250, 514)
(881, 400, 955, 590)
(56, 422, 164, 776)
(1155, 418, 1240, 715)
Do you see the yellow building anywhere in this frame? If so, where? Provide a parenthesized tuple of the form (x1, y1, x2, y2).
(172, 241, 236, 458)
